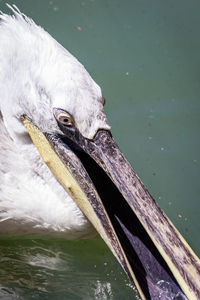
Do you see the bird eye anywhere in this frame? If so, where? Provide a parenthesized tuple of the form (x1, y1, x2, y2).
(57, 113, 73, 126)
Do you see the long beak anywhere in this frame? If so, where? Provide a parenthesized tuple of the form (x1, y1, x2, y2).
(22, 116, 200, 300)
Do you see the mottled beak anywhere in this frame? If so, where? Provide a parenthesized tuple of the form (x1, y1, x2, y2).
(22, 116, 200, 300)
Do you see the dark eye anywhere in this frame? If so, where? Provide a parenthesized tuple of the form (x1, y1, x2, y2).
(57, 113, 73, 126)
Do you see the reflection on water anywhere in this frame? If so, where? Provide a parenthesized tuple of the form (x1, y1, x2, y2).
(0, 238, 138, 299)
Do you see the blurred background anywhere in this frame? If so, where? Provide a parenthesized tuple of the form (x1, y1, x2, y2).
(0, 0, 199, 299)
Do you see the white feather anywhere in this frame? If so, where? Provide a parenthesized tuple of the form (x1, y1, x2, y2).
(0, 6, 110, 237)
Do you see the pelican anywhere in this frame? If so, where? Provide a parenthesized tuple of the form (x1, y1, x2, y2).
(0, 5, 200, 300)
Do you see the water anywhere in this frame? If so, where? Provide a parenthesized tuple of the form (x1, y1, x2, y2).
(0, 0, 200, 299)
(0, 237, 137, 299)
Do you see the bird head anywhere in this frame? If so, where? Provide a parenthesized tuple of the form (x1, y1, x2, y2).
(0, 6, 110, 144)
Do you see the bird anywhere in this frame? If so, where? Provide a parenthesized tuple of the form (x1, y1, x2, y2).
(0, 4, 107, 238)
(0, 5, 200, 300)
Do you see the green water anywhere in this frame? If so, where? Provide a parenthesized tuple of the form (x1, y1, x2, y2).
(0, 0, 200, 299)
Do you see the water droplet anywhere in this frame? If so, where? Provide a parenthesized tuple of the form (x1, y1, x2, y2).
(77, 26, 82, 31)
